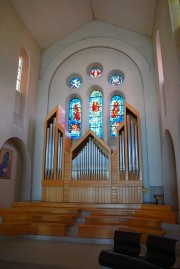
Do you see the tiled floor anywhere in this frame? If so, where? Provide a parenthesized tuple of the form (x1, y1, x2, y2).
(0, 236, 180, 269)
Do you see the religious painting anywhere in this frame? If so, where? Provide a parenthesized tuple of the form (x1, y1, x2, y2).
(0, 147, 13, 179)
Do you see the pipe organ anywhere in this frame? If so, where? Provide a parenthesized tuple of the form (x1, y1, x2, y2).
(71, 135, 110, 181)
(117, 102, 142, 182)
(42, 105, 71, 185)
(42, 103, 142, 203)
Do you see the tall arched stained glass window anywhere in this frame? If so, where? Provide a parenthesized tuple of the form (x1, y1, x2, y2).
(110, 95, 124, 136)
(68, 98, 82, 138)
(89, 90, 103, 137)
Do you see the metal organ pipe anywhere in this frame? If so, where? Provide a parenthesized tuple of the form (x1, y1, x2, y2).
(134, 125, 139, 172)
(71, 137, 109, 181)
(131, 119, 136, 171)
(127, 115, 132, 172)
(57, 132, 63, 180)
(44, 117, 56, 180)
(45, 127, 50, 179)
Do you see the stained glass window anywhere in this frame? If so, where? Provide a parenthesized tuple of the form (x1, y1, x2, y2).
(16, 56, 23, 92)
(68, 98, 82, 138)
(89, 90, 103, 137)
(69, 77, 82, 89)
(109, 74, 123, 86)
(110, 95, 124, 136)
(89, 67, 102, 78)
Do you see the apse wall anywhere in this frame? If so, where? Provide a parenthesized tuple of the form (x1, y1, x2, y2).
(33, 21, 162, 202)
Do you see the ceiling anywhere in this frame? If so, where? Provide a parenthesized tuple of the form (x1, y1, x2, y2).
(10, 0, 157, 50)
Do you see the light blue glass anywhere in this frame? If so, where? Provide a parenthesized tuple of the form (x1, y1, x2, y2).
(69, 77, 82, 89)
(110, 95, 124, 136)
(89, 90, 102, 137)
(68, 98, 81, 138)
(109, 74, 123, 86)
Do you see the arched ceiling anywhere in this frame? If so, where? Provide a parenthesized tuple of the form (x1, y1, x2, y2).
(10, 0, 157, 49)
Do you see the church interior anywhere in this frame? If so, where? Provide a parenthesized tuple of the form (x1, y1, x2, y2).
(0, 0, 180, 268)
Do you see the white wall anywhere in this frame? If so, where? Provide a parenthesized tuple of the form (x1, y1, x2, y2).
(0, 0, 41, 206)
(33, 21, 162, 202)
(153, 0, 180, 208)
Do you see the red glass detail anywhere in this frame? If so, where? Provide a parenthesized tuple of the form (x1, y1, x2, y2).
(73, 104, 80, 121)
(92, 101, 100, 112)
(112, 101, 119, 118)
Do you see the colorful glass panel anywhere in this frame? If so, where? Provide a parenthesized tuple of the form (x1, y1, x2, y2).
(109, 74, 123, 86)
(89, 67, 102, 78)
(68, 98, 82, 138)
(89, 90, 103, 137)
(110, 95, 124, 136)
(69, 77, 82, 89)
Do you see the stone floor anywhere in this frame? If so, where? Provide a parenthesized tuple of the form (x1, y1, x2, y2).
(0, 235, 180, 269)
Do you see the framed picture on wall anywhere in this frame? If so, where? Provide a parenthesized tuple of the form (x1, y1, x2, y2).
(0, 147, 13, 179)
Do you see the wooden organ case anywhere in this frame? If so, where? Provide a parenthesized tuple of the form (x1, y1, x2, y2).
(42, 103, 143, 204)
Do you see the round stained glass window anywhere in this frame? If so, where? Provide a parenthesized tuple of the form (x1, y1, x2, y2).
(69, 77, 82, 89)
(109, 74, 123, 86)
(89, 67, 102, 79)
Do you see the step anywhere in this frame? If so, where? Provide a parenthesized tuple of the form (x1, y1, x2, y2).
(0, 207, 79, 217)
(128, 217, 161, 230)
(0, 223, 30, 235)
(135, 210, 177, 224)
(85, 215, 132, 225)
(30, 222, 67, 236)
(78, 224, 120, 239)
(90, 209, 135, 216)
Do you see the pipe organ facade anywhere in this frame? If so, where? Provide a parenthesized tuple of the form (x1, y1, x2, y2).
(42, 103, 143, 203)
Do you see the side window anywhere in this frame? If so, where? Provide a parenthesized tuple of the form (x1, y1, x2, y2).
(13, 48, 29, 127)
(16, 55, 23, 92)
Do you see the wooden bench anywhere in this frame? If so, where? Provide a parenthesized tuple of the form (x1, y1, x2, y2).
(140, 204, 173, 212)
(0, 207, 79, 217)
(85, 215, 131, 225)
(135, 210, 177, 224)
(0, 222, 30, 235)
(128, 217, 161, 230)
(32, 214, 74, 225)
(78, 224, 120, 238)
(90, 209, 135, 216)
(30, 222, 67, 236)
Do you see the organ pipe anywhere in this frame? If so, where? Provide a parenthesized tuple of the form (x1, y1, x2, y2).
(119, 111, 140, 181)
(72, 136, 109, 181)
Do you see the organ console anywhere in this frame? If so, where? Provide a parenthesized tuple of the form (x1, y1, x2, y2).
(42, 102, 142, 203)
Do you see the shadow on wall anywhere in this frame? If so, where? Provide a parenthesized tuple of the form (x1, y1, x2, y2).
(163, 130, 179, 210)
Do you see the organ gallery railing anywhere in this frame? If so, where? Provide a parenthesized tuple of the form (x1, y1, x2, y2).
(117, 102, 142, 181)
(70, 130, 112, 181)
